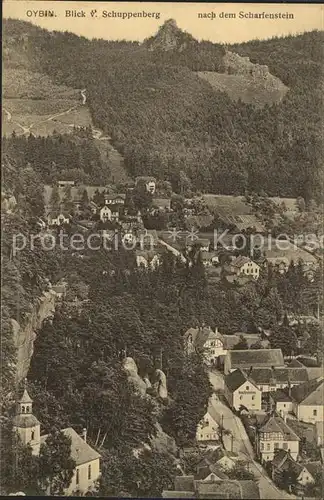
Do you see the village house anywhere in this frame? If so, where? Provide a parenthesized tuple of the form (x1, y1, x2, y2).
(104, 193, 126, 206)
(247, 365, 309, 393)
(196, 400, 221, 444)
(99, 203, 122, 223)
(183, 326, 225, 365)
(224, 349, 285, 375)
(135, 176, 156, 194)
(206, 447, 241, 470)
(12, 385, 101, 495)
(224, 369, 262, 411)
(256, 414, 300, 463)
(271, 449, 321, 488)
(269, 390, 294, 417)
(135, 250, 161, 270)
(290, 377, 324, 424)
(229, 256, 260, 280)
(200, 251, 219, 267)
(47, 212, 71, 226)
(194, 464, 229, 482)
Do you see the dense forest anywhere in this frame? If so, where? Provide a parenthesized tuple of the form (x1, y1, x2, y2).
(2, 128, 110, 185)
(3, 20, 323, 202)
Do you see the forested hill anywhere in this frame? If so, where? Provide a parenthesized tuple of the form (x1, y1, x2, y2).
(3, 19, 324, 202)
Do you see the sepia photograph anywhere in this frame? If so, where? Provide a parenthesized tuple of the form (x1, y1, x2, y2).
(1, 1, 324, 498)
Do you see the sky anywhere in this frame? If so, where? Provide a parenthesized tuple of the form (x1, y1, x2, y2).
(3, 1, 323, 44)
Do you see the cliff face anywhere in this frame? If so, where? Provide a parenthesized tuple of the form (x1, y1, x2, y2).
(145, 18, 194, 52)
(223, 50, 288, 92)
(12, 289, 58, 382)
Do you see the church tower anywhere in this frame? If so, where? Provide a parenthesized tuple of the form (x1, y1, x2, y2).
(12, 380, 41, 455)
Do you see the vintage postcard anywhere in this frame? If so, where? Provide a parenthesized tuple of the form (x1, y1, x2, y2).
(1, 1, 323, 498)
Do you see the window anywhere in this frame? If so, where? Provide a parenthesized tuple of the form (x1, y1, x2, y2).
(31, 430, 35, 440)
(283, 404, 286, 408)
(21, 406, 25, 413)
(313, 409, 317, 416)
(240, 396, 243, 400)
(76, 469, 79, 485)
(246, 386, 250, 391)
(26, 406, 30, 413)
(252, 396, 255, 400)
(274, 443, 279, 449)
(266, 444, 270, 451)
(282, 443, 288, 450)
(260, 443, 264, 450)
(88, 464, 91, 480)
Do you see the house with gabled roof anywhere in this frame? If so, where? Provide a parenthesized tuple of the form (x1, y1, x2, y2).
(230, 256, 260, 280)
(256, 414, 300, 463)
(196, 401, 221, 443)
(271, 449, 321, 488)
(224, 369, 262, 411)
(224, 348, 285, 375)
(269, 389, 293, 417)
(246, 365, 309, 393)
(290, 377, 324, 423)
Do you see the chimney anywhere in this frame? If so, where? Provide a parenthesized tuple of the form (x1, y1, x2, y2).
(248, 366, 253, 376)
(81, 428, 87, 442)
(215, 326, 218, 334)
(283, 413, 287, 423)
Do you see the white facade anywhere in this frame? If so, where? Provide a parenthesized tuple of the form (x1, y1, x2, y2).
(293, 403, 324, 424)
(239, 261, 260, 279)
(65, 458, 100, 495)
(49, 213, 70, 226)
(258, 432, 299, 463)
(196, 411, 219, 443)
(231, 381, 262, 412)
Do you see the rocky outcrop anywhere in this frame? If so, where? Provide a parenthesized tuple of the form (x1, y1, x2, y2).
(144, 19, 194, 52)
(12, 288, 58, 382)
(223, 50, 288, 91)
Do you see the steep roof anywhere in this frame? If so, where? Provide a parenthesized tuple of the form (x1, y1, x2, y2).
(195, 465, 229, 481)
(205, 402, 222, 427)
(287, 359, 305, 368)
(247, 366, 308, 385)
(231, 256, 255, 268)
(304, 462, 322, 478)
(259, 416, 299, 441)
(225, 369, 248, 392)
(228, 349, 284, 369)
(184, 326, 219, 350)
(195, 480, 259, 499)
(269, 389, 292, 403)
(40, 427, 101, 466)
(12, 414, 41, 428)
(18, 388, 33, 404)
(290, 378, 324, 405)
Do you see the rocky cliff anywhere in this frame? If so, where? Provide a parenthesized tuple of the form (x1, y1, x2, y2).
(12, 288, 58, 383)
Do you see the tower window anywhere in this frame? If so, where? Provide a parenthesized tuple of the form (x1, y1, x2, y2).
(21, 406, 25, 413)
(31, 430, 35, 440)
(26, 406, 30, 413)
(88, 464, 92, 480)
(76, 469, 79, 485)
